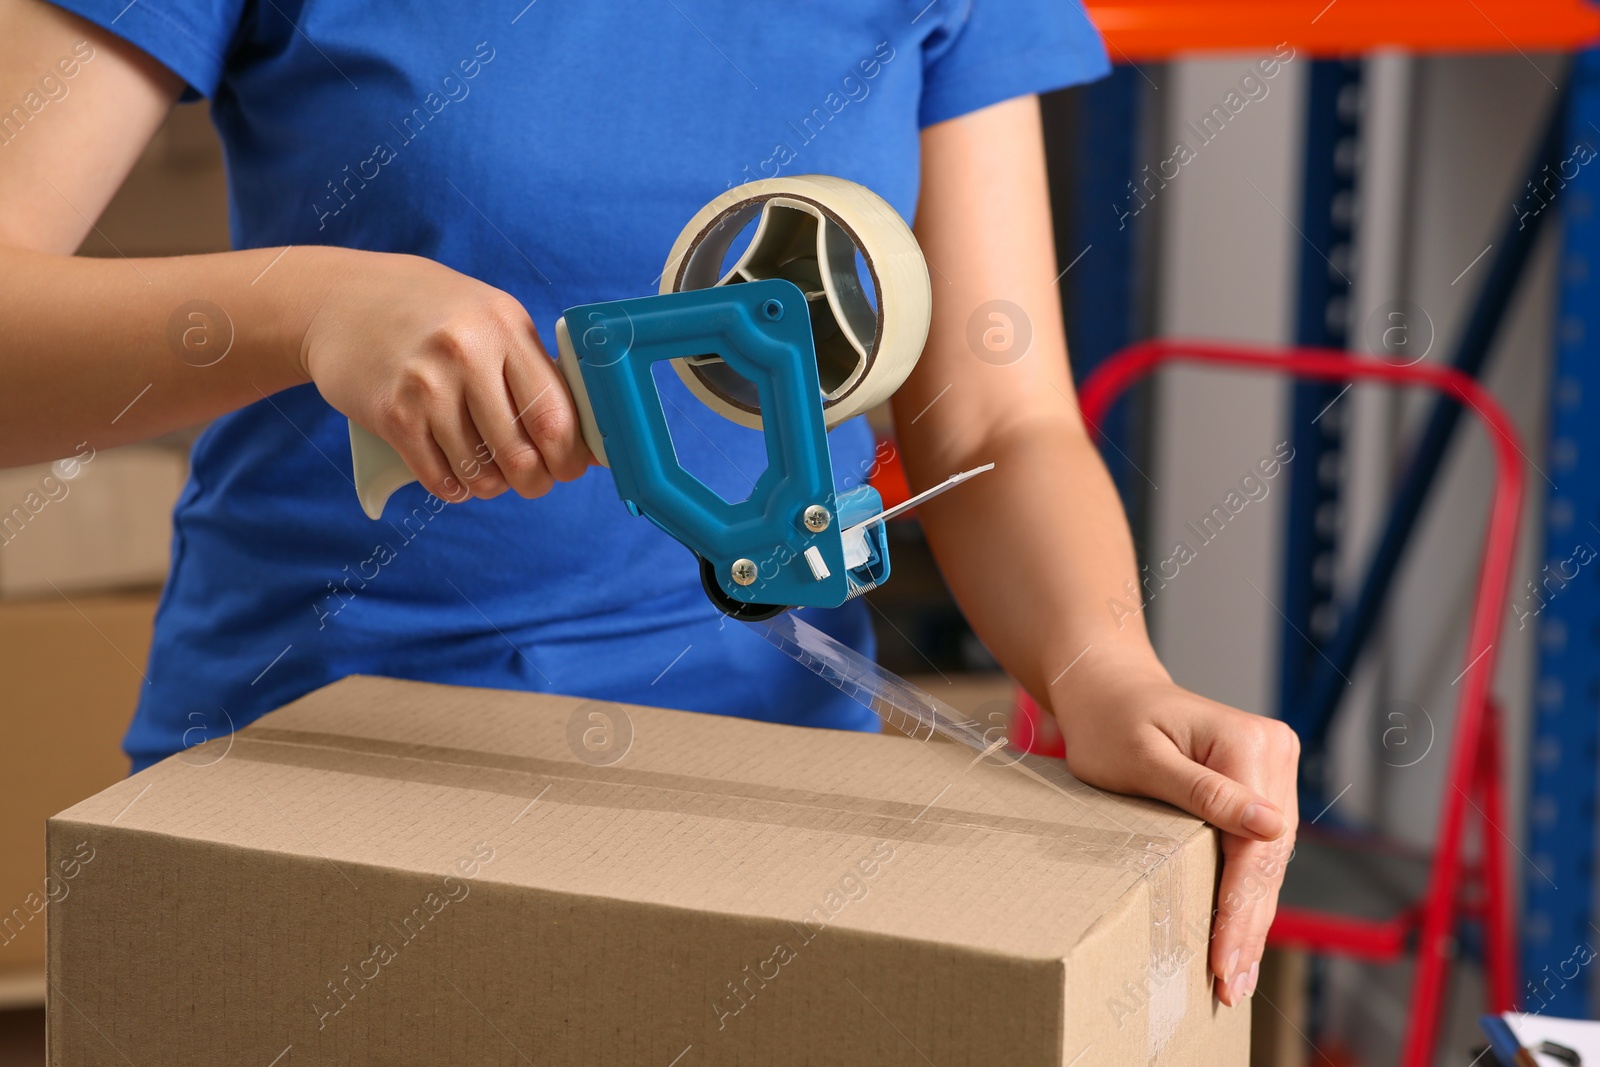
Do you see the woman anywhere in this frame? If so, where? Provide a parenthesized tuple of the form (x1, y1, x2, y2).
(0, 0, 1296, 1006)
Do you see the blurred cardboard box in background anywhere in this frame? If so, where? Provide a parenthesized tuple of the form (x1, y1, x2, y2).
(0, 445, 184, 994)
(0, 446, 186, 601)
(0, 593, 155, 1003)
(77, 105, 230, 258)
(0, 104, 215, 1011)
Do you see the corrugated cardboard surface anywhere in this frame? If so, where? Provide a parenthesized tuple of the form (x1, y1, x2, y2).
(48, 676, 1247, 1065)
(0, 594, 152, 991)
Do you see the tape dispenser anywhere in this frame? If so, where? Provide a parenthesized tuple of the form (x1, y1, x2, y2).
(348, 176, 976, 621)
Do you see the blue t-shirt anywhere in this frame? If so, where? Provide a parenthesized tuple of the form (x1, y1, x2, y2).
(51, 0, 1108, 771)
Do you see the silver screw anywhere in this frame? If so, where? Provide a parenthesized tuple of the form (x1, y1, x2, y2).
(730, 559, 758, 586)
(803, 505, 831, 533)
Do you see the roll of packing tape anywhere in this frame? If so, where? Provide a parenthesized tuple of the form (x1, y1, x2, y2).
(661, 174, 931, 431)
(349, 176, 930, 519)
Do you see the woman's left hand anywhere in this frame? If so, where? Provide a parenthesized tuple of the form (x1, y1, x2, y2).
(900, 94, 1300, 1008)
(1051, 650, 1300, 1008)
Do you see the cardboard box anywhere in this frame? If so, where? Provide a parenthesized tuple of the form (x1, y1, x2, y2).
(77, 105, 231, 259)
(0, 446, 186, 600)
(1250, 948, 1309, 1067)
(48, 676, 1247, 1065)
(0, 593, 154, 997)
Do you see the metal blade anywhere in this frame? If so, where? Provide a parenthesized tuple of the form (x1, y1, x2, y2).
(839, 462, 996, 539)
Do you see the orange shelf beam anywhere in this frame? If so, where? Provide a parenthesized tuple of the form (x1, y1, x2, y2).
(1085, 0, 1600, 61)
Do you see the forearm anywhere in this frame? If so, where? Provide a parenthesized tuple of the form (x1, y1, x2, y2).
(896, 94, 1166, 704)
(0, 243, 323, 465)
(901, 96, 1294, 1004)
(2, 231, 591, 501)
(902, 410, 1167, 703)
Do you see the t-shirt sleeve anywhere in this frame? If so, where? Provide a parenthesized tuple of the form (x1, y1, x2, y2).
(918, 0, 1110, 128)
(44, 0, 245, 99)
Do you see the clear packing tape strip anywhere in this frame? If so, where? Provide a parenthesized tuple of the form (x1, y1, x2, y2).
(758, 611, 1194, 1059)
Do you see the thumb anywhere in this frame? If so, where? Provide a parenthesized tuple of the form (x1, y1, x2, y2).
(1143, 746, 1287, 841)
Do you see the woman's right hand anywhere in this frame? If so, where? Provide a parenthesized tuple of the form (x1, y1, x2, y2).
(299, 247, 594, 504)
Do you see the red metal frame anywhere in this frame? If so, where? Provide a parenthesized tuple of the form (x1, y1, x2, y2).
(1012, 340, 1525, 1067)
(1083, 0, 1600, 61)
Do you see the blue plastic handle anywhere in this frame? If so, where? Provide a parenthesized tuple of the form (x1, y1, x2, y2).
(565, 278, 887, 609)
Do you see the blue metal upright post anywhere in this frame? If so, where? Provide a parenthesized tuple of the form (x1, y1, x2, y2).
(1280, 60, 1362, 800)
(1523, 47, 1600, 1019)
(1045, 65, 1149, 533)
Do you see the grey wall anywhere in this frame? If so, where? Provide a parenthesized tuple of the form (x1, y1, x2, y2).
(1148, 51, 1306, 715)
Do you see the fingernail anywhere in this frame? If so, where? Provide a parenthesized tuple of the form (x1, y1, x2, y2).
(1245, 960, 1260, 997)
(1229, 969, 1249, 1004)
(1224, 948, 1240, 980)
(1241, 802, 1281, 838)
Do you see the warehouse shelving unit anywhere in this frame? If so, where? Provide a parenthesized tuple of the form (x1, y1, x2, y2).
(1278, 57, 1363, 780)
(1065, 0, 1600, 1031)
(1523, 47, 1600, 1018)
